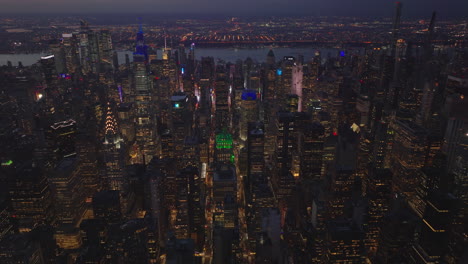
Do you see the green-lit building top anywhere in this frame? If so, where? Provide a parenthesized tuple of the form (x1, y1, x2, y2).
(216, 130, 233, 149)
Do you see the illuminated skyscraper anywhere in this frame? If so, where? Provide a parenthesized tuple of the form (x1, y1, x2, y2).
(273, 111, 297, 199)
(50, 158, 86, 249)
(390, 120, 428, 216)
(171, 93, 191, 159)
(213, 164, 237, 229)
(291, 62, 303, 112)
(46, 119, 77, 166)
(103, 103, 126, 191)
(5, 162, 53, 233)
(239, 90, 258, 141)
(300, 122, 325, 182)
(133, 26, 156, 163)
(215, 67, 230, 130)
(215, 129, 234, 164)
(366, 168, 392, 256)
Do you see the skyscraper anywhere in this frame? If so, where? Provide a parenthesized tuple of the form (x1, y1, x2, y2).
(133, 26, 156, 163)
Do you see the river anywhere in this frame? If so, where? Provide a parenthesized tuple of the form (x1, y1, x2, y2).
(0, 47, 364, 66)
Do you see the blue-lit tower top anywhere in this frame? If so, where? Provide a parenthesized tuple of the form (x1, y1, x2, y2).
(134, 20, 148, 63)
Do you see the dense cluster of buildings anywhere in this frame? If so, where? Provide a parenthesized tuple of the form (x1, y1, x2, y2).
(0, 3, 467, 264)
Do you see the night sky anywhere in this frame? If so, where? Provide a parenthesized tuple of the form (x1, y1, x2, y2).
(0, 0, 466, 18)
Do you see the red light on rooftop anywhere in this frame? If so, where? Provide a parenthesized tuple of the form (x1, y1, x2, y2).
(333, 132, 338, 136)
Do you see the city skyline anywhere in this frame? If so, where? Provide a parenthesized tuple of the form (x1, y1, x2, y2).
(0, 1, 466, 263)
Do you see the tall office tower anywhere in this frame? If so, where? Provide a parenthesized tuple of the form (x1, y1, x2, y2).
(49, 39, 67, 75)
(175, 44, 187, 66)
(4, 162, 53, 233)
(46, 119, 77, 166)
(408, 192, 459, 263)
(78, 20, 92, 74)
(86, 30, 101, 74)
(246, 122, 266, 199)
(98, 29, 114, 72)
(134, 24, 148, 63)
(145, 158, 170, 246)
(239, 90, 258, 141)
(181, 135, 200, 167)
(174, 169, 190, 239)
(365, 168, 392, 256)
(50, 158, 86, 249)
(386, 38, 407, 113)
(273, 111, 297, 200)
(61, 33, 80, 74)
(263, 66, 279, 144)
(215, 129, 234, 163)
(243, 57, 253, 89)
(245, 122, 276, 255)
(417, 80, 437, 126)
(171, 93, 191, 158)
(300, 122, 325, 182)
(266, 49, 275, 66)
(356, 130, 372, 179)
(213, 163, 237, 229)
(117, 103, 136, 142)
(133, 27, 156, 164)
(76, 133, 99, 198)
(325, 220, 366, 263)
(215, 66, 230, 130)
(279, 56, 296, 100)
(186, 167, 204, 251)
(328, 169, 356, 219)
(40, 55, 57, 87)
(199, 57, 215, 110)
(443, 105, 468, 173)
(291, 62, 303, 112)
(442, 103, 468, 204)
(103, 103, 126, 191)
(423, 12, 437, 63)
(328, 125, 360, 219)
(174, 167, 203, 248)
(159, 126, 174, 159)
(390, 120, 428, 216)
(371, 121, 393, 169)
(264, 66, 277, 101)
(187, 43, 196, 76)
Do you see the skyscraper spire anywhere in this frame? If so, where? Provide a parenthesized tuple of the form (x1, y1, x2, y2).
(134, 19, 148, 63)
(105, 102, 118, 136)
(423, 12, 437, 64)
(138, 17, 143, 33)
(390, 2, 403, 57)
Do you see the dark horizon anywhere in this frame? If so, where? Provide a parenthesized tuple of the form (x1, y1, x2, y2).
(0, 0, 467, 19)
